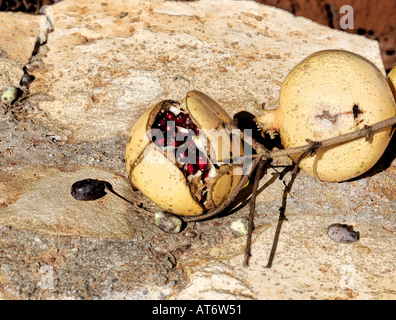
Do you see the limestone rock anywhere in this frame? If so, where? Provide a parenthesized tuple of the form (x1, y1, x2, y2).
(0, 12, 42, 65)
(0, 0, 394, 300)
(173, 213, 396, 300)
(0, 9, 52, 93)
(0, 166, 136, 238)
(0, 58, 24, 92)
(28, 0, 384, 142)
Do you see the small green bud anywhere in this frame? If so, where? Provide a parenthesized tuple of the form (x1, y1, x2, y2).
(1, 86, 18, 104)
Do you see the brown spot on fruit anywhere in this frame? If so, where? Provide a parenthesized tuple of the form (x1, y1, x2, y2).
(353, 104, 363, 119)
(316, 110, 338, 124)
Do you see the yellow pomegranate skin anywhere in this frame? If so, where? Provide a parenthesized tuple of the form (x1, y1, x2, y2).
(256, 50, 396, 182)
(125, 91, 244, 216)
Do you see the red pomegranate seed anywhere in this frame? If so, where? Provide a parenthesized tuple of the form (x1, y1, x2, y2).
(151, 129, 165, 145)
(153, 118, 166, 129)
(185, 139, 195, 149)
(175, 113, 186, 126)
(151, 128, 160, 136)
(165, 111, 175, 121)
(165, 121, 176, 136)
(176, 130, 189, 143)
(184, 163, 196, 175)
(152, 110, 201, 156)
(177, 143, 196, 162)
(183, 116, 193, 127)
(196, 155, 208, 171)
(177, 149, 188, 162)
(167, 139, 176, 147)
(165, 124, 174, 132)
(168, 137, 183, 147)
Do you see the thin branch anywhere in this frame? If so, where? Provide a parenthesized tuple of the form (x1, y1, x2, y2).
(265, 142, 321, 268)
(244, 160, 266, 267)
(226, 166, 285, 215)
(101, 180, 154, 216)
(266, 116, 396, 160)
(181, 116, 396, 223)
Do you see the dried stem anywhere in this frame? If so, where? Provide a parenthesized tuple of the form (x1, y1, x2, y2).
(266, 116, 396, 160)
(265, 142, 321, 268)
(244, 160, 266, 267)
(182, 116, 396, 223)
(101, 180, 154, 216)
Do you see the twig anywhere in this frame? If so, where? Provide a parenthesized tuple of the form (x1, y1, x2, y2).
(266, 116, 396, 160)
(265, 141, 322, 268)
(181, 116, 396, 223)
(101, 180, 154, 216)
(226, 165, 286, 215)
(244, 160, 266, 267)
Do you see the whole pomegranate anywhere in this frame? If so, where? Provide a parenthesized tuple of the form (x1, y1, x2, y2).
(256, 50, 396, 182)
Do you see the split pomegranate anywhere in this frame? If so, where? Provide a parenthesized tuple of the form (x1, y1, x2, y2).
(125, 91, 245, 216)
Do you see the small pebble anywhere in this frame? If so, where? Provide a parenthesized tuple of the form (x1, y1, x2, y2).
(153, 211, 182, 234)
(327, 223, 360, 243)
(230, 218, 249, 236)
(183, 230, 197, 238)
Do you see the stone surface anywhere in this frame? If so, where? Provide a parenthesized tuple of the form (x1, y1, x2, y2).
(173, 214, 396, 300)
(0, 11, 42, 66)
(0, 166, 137, 238)
(0, 57, 24, 91)
(172, 171, 396, 300)
(27, 0, 384, 143)
(0, 0, 395, 300)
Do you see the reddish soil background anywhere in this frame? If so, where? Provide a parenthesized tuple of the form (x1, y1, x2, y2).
(256, 0, 396, 73)
(0, 0, 54, 13)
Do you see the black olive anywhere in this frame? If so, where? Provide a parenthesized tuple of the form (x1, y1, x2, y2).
(71, 179, 106, 200)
